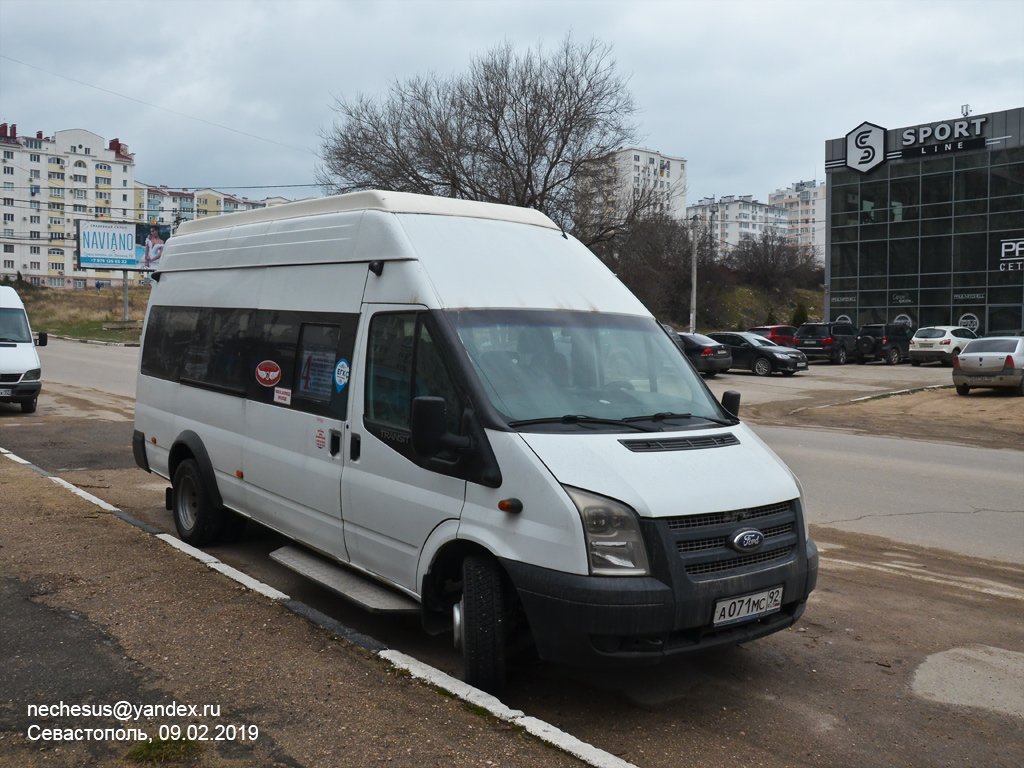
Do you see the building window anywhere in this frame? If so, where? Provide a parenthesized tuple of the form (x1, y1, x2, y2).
(48, 248, 64, 256)
(48, 171, 64, 180)
(48, 157, 64, 165)
(30, 261, 40, 269)
(73, 174, 87, 183)
(2, 150, 12, 160)
(29, 231, 40, 239)
(50, 277, 64, 287)
(3, 228, 12, 237)
(49, 187, 65, 198)
(2, 167, 12, 175)
(30, 169, 40, 179)
(74, 279, 86, 289)
(95, 163, 111, 171)
(49, 261, 64, 271)
(2, 213, 11, 223)
(29, 246, 39, 255)
(29, 153, 40, 162)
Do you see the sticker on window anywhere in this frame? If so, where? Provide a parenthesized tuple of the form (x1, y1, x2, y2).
(274, 387, 292, 405)
(335, 359, 350, 393)
(297, 347, 335, 401)
(256, 360, 282, 387)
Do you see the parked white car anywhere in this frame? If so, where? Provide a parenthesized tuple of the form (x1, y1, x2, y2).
(953, 337, 1024, 396)
(909, 326, 978, 366)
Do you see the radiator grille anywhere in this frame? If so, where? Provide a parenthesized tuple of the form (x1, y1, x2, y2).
(620, 433, 739, 453)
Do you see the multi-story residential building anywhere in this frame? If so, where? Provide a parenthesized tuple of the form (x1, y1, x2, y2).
(769, 180, 827, 259)
(1, 123, 136, 289)
(134, 183, 196, 229)
(686, 195, 788, 257)
(612, 147, 687, 219)
(194, 189, 266, 219)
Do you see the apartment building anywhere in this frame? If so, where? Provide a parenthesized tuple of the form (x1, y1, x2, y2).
(134, 183, 195, 227)
(1, 124, 136, 288)
(686, 195, 788, 257)
(768, 180, 827, 259)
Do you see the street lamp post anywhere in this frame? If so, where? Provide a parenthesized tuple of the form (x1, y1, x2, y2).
(689, 214, 700, 333)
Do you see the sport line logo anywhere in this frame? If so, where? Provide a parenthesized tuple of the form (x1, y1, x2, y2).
(846, 121, 886, 173)
(255, 360, 282, 387)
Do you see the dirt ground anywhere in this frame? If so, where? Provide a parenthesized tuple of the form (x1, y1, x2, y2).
(745, 385, 1024, 452)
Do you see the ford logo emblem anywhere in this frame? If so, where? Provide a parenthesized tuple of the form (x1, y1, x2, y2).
(730, 528, 764, 553)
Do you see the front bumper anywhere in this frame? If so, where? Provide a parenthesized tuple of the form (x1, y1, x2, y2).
(0, 380, 41, 404)
(501, 501, 818, 665)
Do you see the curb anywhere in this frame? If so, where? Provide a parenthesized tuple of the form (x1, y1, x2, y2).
(49, 335, 139, 348)
(789, 383, 954, 414)
(0, 446, 639, 768)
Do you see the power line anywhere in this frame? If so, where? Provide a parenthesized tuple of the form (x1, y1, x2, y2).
(1, 55, 318, 156)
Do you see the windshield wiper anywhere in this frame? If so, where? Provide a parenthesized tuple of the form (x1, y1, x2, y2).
(507, 414, 658, 432)
(624, 411, 738, 427)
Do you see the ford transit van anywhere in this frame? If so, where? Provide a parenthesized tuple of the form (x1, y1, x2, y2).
(0, 285, 46, 413)
(133, 191, 818, 692)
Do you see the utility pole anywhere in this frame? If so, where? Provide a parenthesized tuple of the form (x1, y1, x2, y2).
(689, 214, 700, 333)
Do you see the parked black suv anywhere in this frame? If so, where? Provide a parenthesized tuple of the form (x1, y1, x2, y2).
(794, 322, 857, 364)
(854, 324, 911, 365)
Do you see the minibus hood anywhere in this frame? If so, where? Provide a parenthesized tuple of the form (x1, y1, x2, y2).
(0, 343, 40, 376)
(519, 424, 799, 517)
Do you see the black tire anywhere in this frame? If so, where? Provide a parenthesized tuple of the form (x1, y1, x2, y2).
(171, 459, 225, 546)
(752, 357, 772, 377)
(833, 346, 848, 365)
(781, 370, 796, 376)
(855, 354, 866, 364)
(703, 372, 717, 378)
(911, 360, 921, 367)
(459, 554, 506, 693)
(20, 397, 37, 414)
(886, 347, 900, 366)
(955, 384, 970, 396)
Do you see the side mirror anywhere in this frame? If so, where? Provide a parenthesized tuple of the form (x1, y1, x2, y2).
(35, 332, 47, 347)
(721, 390, 741, 420)
(411, 397, 471, 458)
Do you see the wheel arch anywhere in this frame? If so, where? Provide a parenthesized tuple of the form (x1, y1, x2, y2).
(419, 534, 507, 629)
(168, 431, 224, 509)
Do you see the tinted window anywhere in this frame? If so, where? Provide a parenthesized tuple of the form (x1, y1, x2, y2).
(963, 339, 1020, 354)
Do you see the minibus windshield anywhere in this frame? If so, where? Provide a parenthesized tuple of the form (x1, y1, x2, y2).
(448, 309, 727, 429)
(0, 308, 32, 344)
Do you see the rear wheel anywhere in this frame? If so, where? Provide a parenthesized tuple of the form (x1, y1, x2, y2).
(833, 346, 848, 365)
(911, 359, 921, 367)
(955, 384, 970, 396)
(752, 357, 772, 377)
(886, 347, 900, 365)
(456, 554, 506, 694)
(171, 459, 225, 546)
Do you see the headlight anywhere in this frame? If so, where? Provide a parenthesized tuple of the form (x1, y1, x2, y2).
(22, 368, 41, 381)
(564, 486, 650, 576)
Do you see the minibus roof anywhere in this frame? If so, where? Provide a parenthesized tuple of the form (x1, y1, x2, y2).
(176, 190, 561, 236)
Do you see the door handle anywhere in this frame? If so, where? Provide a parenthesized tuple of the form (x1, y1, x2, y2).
(350, 433, 361, 461)
(329, 429, 342, 457)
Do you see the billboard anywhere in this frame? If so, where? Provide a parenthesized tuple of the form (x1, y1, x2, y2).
(77, 221, 170, 271)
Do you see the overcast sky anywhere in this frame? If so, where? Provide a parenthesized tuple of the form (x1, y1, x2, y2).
(1, 0, 1022, 206)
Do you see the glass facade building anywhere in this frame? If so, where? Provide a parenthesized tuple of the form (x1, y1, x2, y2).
(824, 107, 1023, 334)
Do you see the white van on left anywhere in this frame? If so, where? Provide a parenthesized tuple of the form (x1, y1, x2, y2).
(0, 285, 46, 414)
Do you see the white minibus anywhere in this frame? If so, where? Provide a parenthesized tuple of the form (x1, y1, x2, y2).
(133, 191, 818, 692)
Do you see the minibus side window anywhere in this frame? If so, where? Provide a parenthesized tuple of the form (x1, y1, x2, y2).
(181, 308, 254, 393)
(366, 312, 462, 437)
(141, 306, 200, 382)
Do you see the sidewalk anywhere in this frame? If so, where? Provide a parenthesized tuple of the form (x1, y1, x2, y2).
(0, 455, 585, 768)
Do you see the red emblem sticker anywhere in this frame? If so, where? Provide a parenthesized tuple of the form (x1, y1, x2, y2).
(256, 360, 282, 387)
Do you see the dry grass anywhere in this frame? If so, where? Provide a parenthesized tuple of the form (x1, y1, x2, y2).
(3, 279, 150, 343)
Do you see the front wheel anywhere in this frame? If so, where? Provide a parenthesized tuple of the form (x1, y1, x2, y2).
(20, 397, 37, 414)
(955, 384, 970, 396)
(171, 459, 225, 546)
(752, 357, 772, 377)
(457, 554, 506, 694)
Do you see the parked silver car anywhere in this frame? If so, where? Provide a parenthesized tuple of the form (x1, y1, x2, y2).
(952, 337, 1024, 396)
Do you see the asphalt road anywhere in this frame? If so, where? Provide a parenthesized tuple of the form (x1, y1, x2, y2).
(2, 339, 1022, 768)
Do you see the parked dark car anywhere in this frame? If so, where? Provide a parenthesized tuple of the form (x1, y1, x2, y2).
(748, 325, 799, 348)
(708, 332, 808, 376)
(794, 322, 857, 364)
(667, 330, 733, 377)
(854, 324, 912, 365)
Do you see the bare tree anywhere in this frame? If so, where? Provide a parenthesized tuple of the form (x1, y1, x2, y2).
(317, 35, 649, 243)
(725, 228, 820, 294)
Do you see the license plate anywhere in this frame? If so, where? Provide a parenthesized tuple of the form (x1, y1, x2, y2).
(713, 587, 783, 627)
(967, 375, 994, 382)
(797, 362, 807, 369)
(0, 388, 10, 397)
